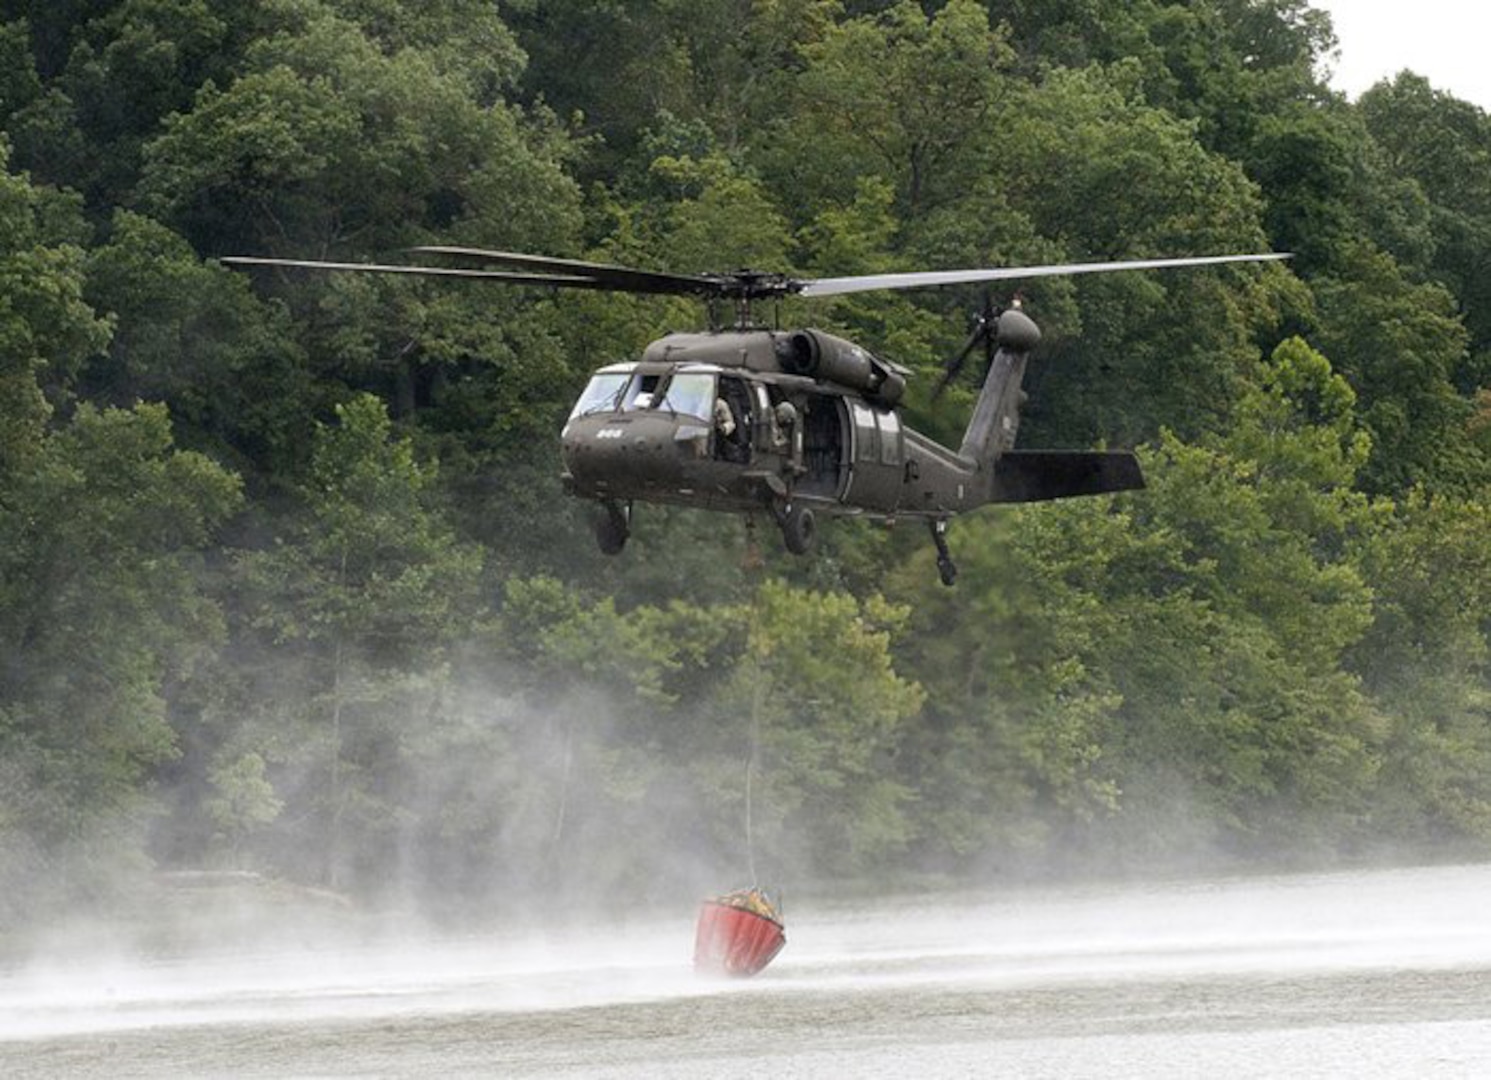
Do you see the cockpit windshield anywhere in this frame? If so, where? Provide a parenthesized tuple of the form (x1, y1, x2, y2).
(654, 372, 715, 421)
(569, 370, 631, 419)
(570, 368, 717, 422)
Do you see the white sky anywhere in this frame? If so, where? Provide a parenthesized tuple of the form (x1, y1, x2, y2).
(1312, 0, 1491, 110)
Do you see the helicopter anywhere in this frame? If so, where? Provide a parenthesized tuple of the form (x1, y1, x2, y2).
(225, 248, 1288, 585)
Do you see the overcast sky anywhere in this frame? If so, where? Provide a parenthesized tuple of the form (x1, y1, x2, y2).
(1312, 0, 1491, 110)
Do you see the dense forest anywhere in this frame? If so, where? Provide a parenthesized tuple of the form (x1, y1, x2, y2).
(2, 0, 1489, 930)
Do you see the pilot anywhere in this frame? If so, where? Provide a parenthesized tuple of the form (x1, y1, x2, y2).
(772, 400, 797, 449)
(714, 396, 752, 463)
(714, 397, 737, 439)
(773, 399, 803, 471)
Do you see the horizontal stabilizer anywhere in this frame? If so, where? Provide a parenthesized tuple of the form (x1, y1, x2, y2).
(989, 450, 1145, 504)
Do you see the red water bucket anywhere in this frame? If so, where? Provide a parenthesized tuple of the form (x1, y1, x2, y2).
(694, 891, 786, 977)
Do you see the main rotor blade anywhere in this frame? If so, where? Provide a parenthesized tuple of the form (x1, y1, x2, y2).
(221, 255, 603, 287)
(411, 245, 722, 296)
(798, 252, 1291, 298)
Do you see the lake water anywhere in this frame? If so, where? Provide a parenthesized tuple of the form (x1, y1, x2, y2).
(4, 863, 1491, 1077)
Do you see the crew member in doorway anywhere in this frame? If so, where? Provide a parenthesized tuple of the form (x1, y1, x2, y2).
(714, 396, 736, 440)
(715, 396, 751, 463)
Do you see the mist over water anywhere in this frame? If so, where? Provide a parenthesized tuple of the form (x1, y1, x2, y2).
(5, 862, 1491, 1076)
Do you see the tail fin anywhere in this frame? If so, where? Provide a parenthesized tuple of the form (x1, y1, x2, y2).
(959, 308, 1146, 504)
(958, 308, 1040, 463)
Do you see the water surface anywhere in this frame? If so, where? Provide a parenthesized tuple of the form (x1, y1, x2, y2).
(5, 863, 1491, 1077)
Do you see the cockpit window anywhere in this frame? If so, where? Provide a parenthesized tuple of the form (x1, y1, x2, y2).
(570, 369, 715, 421)
(622, 373, 662, 411)
(654, 372, 715, 421)
(569, 371, 631, 419)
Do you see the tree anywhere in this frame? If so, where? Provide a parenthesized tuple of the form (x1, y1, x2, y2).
(893, 337, 1380, 868)
(0, 143, 107, 466)
(84, 209, 316, 477)
(224, 393, 482, 892)
(888, 510, 1127, 873)
(506, 0, 700, 173)
(139, 1, 579, 257)
(0, 402, 241, 916)
(204, 750, 283, 867)
(1092, 338, 1379, 853)
(9, 0, 1491, 911)
(720, 581, 924, 876)
(471, 577, 922, 895)
(1350, 492, 1491, 845)
(760, 0, 1014, 224)
(1358, 73, 1491, 393)
(1311, 242, 1488, 496)
(988, 64, 1288, 447)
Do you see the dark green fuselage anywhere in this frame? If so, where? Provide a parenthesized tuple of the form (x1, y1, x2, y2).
(560, 322, 1142, 526)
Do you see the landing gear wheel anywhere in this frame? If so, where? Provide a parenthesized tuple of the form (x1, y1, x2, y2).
(595, 502, 630, 556)
(780, 502, 817, 555)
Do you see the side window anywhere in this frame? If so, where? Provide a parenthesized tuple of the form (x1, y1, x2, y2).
(850, 402, 878, 463)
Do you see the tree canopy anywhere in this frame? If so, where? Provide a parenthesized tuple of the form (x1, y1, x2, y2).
(2, 0, 1489, 928)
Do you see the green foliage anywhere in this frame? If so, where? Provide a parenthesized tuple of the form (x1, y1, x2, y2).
(481, 577, 922, 889)
(761, 0, 1014, 223)
(0, 144, 108, 463)
(5, 0, 1491, 919)
(140, 1, 580, 256)
(892, 336, 1382, 867)
(0, 19, 43, 119)
(1358, 74, 1491, 391)
(1349, 492, 1491, 843)
(224, 393, 483, 890)
(307, 0, 528, 96)
(646, 151, 794, 271)
(0, 402, 241, 855)
(85, 209, 316, 474)
(733, 581, 924, 871)
(888, 59, 1292, 448)
(1311, 242, 1489, 495)
(888, 511, 1128, 868)
(206, 750, 284, 862)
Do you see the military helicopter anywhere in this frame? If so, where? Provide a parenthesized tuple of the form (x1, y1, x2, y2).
(226, 248, 1287, 585)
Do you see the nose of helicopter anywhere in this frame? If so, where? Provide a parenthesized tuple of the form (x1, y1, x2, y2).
(561, 415, 705, 494)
